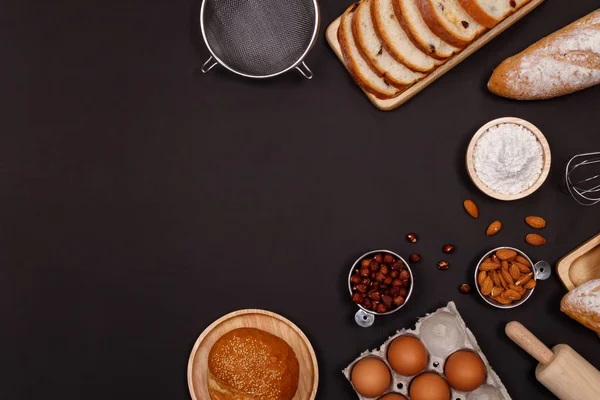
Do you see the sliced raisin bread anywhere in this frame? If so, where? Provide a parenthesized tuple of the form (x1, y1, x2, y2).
(394, 0, 459, 59)
(417, 0, 486, 48)
(339, 3, 401, 99)
(371, 0, 439, 72)
(354, 0, 424, 88)
(458, 0, 531, 28)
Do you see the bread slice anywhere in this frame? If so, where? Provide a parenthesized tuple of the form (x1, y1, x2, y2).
(339, 3, 401, 99)
(458, 0, 531, 28)
(417, 0, 486, 48)
(371, 0, 438, 72)
(394, 0, 459, 59)
(353, 0, 424, 88)
(561, 279, 600, 335)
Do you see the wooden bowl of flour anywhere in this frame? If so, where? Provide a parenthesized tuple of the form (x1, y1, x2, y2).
(466, 117, 551, 201)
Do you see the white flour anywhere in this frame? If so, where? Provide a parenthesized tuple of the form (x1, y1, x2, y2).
(473, 123, 543, 195)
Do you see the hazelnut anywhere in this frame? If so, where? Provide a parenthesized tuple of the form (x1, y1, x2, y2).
(370, 272, 377, 280)
(361, 259, 371, 268)
(393, 296, 405, 306)
(362, 298, 372, 308)
(391, 261, 403, 270)
(361, 278, 371, 285)
(384, 277, 393, 285)
(369, 260, 379, 271)
(360, 268, 370, 277)
(459, 284, 472, 294)
(350, 275, 362, 285)
(352, 292, 364, 304)
(443, 244, 455, 254)
(356, 284, 367, 293)
(375, 273, 386, 282)
(383, 254, 394, 264)
(407, 232, 418, 243)
(409, 253, 421, 263)
(438, 260, 449, 270)
(376, 303, 388, 313)
(370, 291, 382, 301)
(399, 270, 410, 280)
(401, 280, 410, 288)
(389, 287, 400, 297)
(398, 288, 408, 298)
(370, 282, 379, 290)
(392, 279, 402, 287)
(390, 270, 399, 278)
(371, 301, 379, 311)
(382, 295, 393, 308)
(379, 265, 389, 275)
(379, 282, 389, 290)
(374, 253, 383, 263)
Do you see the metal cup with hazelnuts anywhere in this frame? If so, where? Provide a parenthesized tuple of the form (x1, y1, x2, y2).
(348, 250, 414, 327)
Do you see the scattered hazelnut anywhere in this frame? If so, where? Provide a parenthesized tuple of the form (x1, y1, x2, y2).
(443, 244, 455, 254)
(374, 253, 383, 263)
(409, 253, 421, 263)
(459, 284, 472, 294)
(383, 254, 394, 264)
(437, 260, 450, 270)
(407, 232, 418, 243)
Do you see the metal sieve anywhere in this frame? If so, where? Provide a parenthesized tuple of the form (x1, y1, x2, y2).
(199, 0, 319, 79)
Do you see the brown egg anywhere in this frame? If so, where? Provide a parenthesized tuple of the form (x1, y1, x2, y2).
(387, 336, 428, 376)
(351, 357, 391, 398)
(444, 350, 487, 392)
(379, 394, 408, 400)
(409, 372, 451, 400)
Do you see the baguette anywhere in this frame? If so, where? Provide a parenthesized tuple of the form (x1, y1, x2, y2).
(354, 0, 424, 88)
(339, 3, 402, 99)
(561, 279, 600, 335)
(488, 9, 600, 100)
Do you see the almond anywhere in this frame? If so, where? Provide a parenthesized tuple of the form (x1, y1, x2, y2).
(491, 255, 501, 265)
(509, 283, 526, 295)
(524, 280, 537, 289)
(514, 262, 531, 274)
(501, 268, 515, 285)
(480, 261, 501, 271)
(516, 272, 534, 286)
(464, 200, 479, 219)
(501, 260, 509, 271)
(496, 249, 517, 261)
(509, 264, 521, 280)
(526, 233, 546, 246)
(477, 270, 487, 286)
(490, 270, 501, 287)
(491, 286, 504, 297)
(497, 271, 509, 289)
(515, 255, 531, 267)
(502, 288, 522, 301)
(525, 216, 546, 229)
(486, 221, 502, 236)
(481, 277, 493, 295)
(493, 295, 512, 305)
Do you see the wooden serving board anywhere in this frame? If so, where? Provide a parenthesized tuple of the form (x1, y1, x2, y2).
(326, 0, 546, 111)
(187, 309, 319, 400)
(557, 232, 600, 291)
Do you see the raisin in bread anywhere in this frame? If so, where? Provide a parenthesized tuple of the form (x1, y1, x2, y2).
(417, 0, 486, 48)
(458, 0, 531, 28)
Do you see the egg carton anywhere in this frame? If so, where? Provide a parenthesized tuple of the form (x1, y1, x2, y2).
(342, 302, 511, 400)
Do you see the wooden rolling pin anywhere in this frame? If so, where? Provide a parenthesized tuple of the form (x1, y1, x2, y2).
(506, 321, 600, 400)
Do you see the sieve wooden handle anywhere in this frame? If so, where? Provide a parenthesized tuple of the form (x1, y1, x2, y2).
(506, 321, 553, 364)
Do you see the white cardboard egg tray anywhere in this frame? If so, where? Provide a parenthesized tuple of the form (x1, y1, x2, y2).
(343, 302, 511, 400)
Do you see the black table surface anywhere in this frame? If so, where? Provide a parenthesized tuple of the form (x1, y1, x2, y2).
(1, 0, 599, 399)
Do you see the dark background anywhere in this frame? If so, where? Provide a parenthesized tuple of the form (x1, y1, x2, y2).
(1, 0, 599, 399)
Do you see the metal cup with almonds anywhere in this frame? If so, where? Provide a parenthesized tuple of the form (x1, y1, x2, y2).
(474, 247, 551, 309)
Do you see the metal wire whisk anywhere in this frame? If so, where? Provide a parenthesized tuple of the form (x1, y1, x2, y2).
(566, 152, 600, 206)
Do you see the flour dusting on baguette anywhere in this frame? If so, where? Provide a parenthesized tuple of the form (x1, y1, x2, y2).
(561, 278, 600, 335)
(488, 9, 600, 100)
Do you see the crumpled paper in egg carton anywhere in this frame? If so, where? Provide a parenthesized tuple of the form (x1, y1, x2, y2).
(343, 302, 511, 400)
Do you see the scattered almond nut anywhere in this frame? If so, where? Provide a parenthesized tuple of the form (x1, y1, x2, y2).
(525, 216, 546, 229)
(486, 220, 502, 236)
(526, 233, 546, 246)
(464, 200, 479, 219)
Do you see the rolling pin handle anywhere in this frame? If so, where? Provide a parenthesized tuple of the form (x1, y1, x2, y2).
(506, 321, 554, 365)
